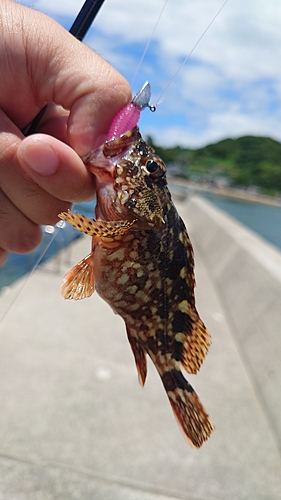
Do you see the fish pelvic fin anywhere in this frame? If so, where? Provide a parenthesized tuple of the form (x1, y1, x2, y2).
(127, 328, 147, 387)
(59, 210, 135, 238)
(173, 301, 211, 374)
(61, 254, 95, 300)
(161, 368, 214, 448)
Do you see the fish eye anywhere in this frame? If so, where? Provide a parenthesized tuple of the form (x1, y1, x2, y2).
(146, 160, 160, 174)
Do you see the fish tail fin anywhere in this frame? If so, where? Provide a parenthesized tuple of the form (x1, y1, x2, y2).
(161, 368, 214, 447)
(61, 254, 95, 300)
(126, 328, 147, 386)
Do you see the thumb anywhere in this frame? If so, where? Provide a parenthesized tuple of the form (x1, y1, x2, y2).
(2, 1, 131, 155)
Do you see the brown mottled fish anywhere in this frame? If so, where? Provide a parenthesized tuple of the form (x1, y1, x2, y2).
(59, 85, 213, 447)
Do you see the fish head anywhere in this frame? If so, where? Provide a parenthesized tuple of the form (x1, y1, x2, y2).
(83, 127, 168, 229)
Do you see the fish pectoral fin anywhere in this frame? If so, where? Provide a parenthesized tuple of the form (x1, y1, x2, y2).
(59, 210, 135, 237)
(161, 368, 214, 448)
(61, 254, 95, 300)
(126, 327, 147, 386)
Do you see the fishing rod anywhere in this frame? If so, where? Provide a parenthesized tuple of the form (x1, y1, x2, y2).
(22, 0, 106, 136)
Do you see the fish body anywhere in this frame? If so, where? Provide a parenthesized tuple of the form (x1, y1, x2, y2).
(59, 126, 213, 447)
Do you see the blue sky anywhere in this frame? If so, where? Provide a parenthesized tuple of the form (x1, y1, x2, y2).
(21, 0, 281, 148)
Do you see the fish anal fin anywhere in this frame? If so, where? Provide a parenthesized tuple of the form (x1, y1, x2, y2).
(173, 302, 211, 374)
(61, 254, 95, 300)
(59, 210, 135, 238)
(161, 369, 214, 448)
(127, 328, 147, 386)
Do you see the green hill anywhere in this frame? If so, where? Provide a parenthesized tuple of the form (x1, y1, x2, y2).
(147, 135, 281, 194)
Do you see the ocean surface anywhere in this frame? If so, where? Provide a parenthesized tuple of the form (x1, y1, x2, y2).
(0, 201, 95, 292)
(200, 192, 281, 252)
(1, 193, 281, 292)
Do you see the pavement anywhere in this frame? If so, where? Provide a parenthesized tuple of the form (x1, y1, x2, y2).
(0, 198, 281, 500)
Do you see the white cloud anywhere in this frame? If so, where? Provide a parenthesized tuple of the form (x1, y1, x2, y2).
(142, 114, 262, 149)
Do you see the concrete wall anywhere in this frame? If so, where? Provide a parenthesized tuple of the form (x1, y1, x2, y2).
(183, 195, 281, 448)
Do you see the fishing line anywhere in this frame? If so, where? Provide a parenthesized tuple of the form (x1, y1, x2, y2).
(0, 223, 63, 325)
(132, 0, 169, 86)
(153, 0, 230, 108)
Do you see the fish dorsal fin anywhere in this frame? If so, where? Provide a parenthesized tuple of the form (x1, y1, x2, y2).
(61, 254, 95, 300)
(59, 211, 135, 238)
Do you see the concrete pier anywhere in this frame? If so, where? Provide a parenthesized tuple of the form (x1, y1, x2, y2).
(186, 195, 281, 452)
(0, 196, 281, 499)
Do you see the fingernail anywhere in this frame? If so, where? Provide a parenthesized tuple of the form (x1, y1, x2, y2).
(20, 140, 59, 176)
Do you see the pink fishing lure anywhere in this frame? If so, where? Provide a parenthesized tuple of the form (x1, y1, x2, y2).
(107, 81, 153, 140)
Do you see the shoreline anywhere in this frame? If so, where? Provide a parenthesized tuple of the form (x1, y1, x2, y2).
(168, 177, 281, 207)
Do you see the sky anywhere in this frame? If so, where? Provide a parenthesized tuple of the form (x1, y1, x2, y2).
(20, 0, 281, 148)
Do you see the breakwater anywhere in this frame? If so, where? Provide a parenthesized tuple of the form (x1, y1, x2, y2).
(182, 195, 281, 450)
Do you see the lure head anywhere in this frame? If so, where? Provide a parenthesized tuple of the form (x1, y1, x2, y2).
(107, 81, 153, 141)
(84, 126, 168, 229)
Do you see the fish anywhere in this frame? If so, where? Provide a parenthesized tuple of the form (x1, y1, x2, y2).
(59, 87, 214, 448)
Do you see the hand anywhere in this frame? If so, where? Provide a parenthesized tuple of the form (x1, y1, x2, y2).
(0, 0, 131, 266)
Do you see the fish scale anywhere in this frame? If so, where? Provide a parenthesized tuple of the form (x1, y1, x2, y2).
(59, 125, 213, 448)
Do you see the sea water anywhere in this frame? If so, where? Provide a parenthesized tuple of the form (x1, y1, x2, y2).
(201, 192, 281, 252)
(0, 200, 96, 292)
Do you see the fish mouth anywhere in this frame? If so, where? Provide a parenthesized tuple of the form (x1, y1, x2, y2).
(87, 161, 115, 183)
